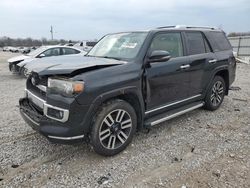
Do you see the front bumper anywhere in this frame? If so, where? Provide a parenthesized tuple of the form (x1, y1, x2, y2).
(9, 62, 20, 73)
(19, 97, 86, 144)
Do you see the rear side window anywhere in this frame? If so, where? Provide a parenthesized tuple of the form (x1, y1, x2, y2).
(186, 32, 206, 55)
(62, 48, 80, 55)
(149, 32, 183, 58)
(206, 32, 232, 51)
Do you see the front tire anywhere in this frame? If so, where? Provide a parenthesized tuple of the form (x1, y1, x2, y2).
(90, 99, 137, 156)
(204, 76, 226, 111)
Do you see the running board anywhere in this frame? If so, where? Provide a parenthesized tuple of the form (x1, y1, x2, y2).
(145, 102, 204, 127)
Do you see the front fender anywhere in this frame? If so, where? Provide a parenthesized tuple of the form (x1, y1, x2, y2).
(80, 86, 145, 134)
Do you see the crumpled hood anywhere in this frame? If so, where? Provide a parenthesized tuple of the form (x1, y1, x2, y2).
(18, 58, 36, 67)
(7, 55, 30, 63)
(27, 55, 126, 76)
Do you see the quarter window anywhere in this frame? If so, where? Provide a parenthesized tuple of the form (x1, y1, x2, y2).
(62, 48, 80, 55)
(186, 32, 206, 55)
(149, 33, 183, 58)
(206, 32, 232, 51)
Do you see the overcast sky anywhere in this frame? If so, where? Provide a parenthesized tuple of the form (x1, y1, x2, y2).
(0, 0, 249, 40)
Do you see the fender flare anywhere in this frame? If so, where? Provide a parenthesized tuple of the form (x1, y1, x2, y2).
(204, 65, 229, 96)
(82, 86, 145, 134)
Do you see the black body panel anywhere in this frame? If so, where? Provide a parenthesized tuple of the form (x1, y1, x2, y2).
(19, 27, 236, 143)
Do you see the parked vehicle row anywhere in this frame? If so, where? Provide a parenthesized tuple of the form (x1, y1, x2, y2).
(3, 41, 97, 54)
(3, 46, 37, 53)
(14, 26, 236, 156)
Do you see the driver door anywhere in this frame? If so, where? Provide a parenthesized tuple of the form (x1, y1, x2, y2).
(146, 32, 191, 112)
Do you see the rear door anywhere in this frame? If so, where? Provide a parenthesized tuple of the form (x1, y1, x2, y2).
(205, 31, 236, 85)
(184, 31, 217, 96)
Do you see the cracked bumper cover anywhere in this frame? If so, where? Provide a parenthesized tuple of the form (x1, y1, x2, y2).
(19, 97, 88, 144)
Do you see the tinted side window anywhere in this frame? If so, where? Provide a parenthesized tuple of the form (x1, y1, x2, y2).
(43, 48, 60, 57)
(206, 32, 232, 51)
(62, 48, 80, 55)
(150, 32, 183, 58)
(186, 32, 206, 55)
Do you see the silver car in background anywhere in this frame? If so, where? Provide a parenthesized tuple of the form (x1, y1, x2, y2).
(8, 45, 84, 75)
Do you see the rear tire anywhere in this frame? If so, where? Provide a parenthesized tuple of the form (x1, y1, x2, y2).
(204, 76, 226, 111)
(90, 99, 137, 156)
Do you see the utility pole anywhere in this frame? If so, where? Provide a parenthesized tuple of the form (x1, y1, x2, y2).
(50, 26, 54, 41)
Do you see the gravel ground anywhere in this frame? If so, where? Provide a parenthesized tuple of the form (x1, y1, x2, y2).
(0, 51, 249, 188)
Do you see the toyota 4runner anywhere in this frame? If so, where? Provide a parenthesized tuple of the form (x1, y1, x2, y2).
(19, 26, 236, 156)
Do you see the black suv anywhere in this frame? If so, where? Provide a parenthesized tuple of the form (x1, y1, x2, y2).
(19, 26, 236, 156)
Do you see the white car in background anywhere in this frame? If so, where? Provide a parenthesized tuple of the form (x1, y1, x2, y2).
(18, 47, 31, 54)
(8, 45, 85, 75)
(74, 41, 97, 52)
(3, 46, 11, 51)
(9, 47, 19, 53)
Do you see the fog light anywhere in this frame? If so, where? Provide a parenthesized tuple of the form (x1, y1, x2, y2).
(47, 107, 64, 120)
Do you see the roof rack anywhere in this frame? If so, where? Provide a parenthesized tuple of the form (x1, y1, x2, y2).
(157, 25, 218, 30)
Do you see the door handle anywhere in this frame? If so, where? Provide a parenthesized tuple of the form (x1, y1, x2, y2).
(180, 64, 190, 69)
(208, 59, 217, 64)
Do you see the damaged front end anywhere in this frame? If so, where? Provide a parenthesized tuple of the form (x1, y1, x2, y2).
(19, 72, 88, 144)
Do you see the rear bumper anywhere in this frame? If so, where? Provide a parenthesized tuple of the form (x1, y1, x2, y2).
(19, 98, 85, 144)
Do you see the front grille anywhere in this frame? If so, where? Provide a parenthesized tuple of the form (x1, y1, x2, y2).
(27, 74, 48, 100)
(27, 90, 45, 112)
(20, 98, 43, 123)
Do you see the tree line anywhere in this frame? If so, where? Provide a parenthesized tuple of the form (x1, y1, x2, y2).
(0, 36, 77, 47)
(1, 32, 250, 47)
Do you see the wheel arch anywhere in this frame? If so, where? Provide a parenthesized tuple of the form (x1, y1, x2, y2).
(214, 69, 229, 95)
(86, 86, 145, 134)
(205, 67, 229, 96)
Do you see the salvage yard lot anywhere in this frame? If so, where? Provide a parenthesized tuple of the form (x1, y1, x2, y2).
(0, 51, 249, 187)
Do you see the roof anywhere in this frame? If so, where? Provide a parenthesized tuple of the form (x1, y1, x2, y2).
(41, 45, 83, 51)
(106, 25, 223, 36)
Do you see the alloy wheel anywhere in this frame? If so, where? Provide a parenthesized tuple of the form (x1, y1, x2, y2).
(99, 109, 132, 150)
(210, 80, 224, 106)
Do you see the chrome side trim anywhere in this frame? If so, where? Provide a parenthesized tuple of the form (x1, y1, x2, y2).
(43, 103, 69, 123)
(145, 94, 201, 115)
(22, 112, 40, 126)
(150, 102, 204, 126)
(47, 135, 84, 140)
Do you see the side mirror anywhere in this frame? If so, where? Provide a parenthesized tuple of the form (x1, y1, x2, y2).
(38, 53, 45, 58)
(148, 50, 171, 63)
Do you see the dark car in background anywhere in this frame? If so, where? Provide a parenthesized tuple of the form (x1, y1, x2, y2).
(19, 26, 236, 156)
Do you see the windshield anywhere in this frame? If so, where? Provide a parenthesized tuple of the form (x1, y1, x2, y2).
(87, 32, 148, 60)
(27, 46, 48, 57)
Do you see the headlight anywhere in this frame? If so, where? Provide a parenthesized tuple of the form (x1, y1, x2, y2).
(48, 78, 84, 97)
(23, 68, 31, 78)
